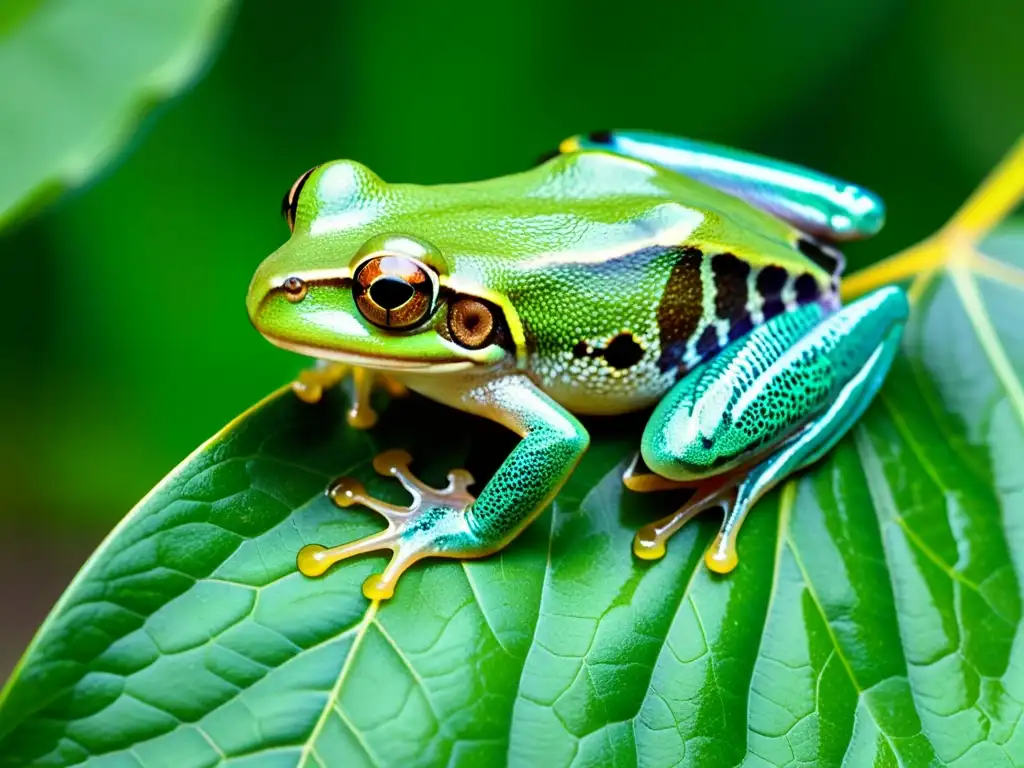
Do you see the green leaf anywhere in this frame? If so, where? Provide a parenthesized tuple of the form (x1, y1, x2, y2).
(3, 220, 1023, 765)
(0, 0, 236, 230)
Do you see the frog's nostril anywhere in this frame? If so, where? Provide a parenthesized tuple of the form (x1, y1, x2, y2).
(369, 276, 415, 309)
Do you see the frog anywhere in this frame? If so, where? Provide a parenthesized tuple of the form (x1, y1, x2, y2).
(246, 129, 908, 601)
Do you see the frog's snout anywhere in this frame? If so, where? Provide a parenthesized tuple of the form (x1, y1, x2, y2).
(245, 271, 271, 329)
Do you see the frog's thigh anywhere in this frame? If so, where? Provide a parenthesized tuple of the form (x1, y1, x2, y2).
(706, 306, 906, 572)
(642, 286, 909, 481)
(639, 287, 908, 569)
(556, 130, 883, 241)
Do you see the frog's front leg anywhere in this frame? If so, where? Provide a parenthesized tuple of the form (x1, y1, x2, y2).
(633, 286, 909, 571)
(297, 374, 589, 600)
(292, 360, 407, 429)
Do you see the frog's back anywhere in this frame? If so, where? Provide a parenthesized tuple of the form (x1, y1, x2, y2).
(491, 151, 844, 415)
(281, 150, 844, 416)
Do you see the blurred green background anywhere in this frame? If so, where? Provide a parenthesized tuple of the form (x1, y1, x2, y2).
(1, 0, 1021, 678)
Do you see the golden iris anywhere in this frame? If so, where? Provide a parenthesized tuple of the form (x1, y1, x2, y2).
(352, 255, 437, 329)
(448, 297, 495, 349)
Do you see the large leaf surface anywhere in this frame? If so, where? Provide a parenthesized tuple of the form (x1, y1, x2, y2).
(0, 0, 235, 230)
(2, 230, 1023, 764)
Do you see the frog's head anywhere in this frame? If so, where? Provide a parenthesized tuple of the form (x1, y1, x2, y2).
(246, 161, 525, 373)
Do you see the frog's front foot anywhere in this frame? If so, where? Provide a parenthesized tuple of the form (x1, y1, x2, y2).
(292, 361, 348, 405)
(298, 450, 478, 600)
(291, 362, 408, 429)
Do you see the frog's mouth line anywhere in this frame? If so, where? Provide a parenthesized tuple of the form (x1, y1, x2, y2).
(261, 333, 477, 374)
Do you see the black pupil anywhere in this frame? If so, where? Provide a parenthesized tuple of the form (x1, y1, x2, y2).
(369, 276, 415, 309)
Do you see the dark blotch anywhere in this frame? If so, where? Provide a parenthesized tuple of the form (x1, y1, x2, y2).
(728, 315, 754, 343)
(756, 265, 788, 298)
(797, 237, 844, 277)
(794, 273, 820, 303)
(571, 340, 590, 358)
(696, 324, 719, 360)
(588, 130, 613, 144)
(762, 298, 785, 321)
(658, 340, 687, 372)
(657, 246, 704, 372)
(756, 266, 789, 322)
(603, 333, 645, 370)
(712, 252, 751, 323)
(701, 436, 714, 450)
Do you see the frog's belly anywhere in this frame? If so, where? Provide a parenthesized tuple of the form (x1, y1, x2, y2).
(531, 348, 675, 416)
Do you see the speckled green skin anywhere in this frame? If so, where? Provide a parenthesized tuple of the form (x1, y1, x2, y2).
(247, 134, 906, 587)
(248, 151, 833, 415)
(642, 286, 909, 481)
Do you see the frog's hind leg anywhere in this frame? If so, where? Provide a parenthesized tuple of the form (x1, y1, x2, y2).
(632, 286, 908, 570)
(704, 306, 905, 572)
(631, 474, 738, 561)
(553, 130, 884, 242)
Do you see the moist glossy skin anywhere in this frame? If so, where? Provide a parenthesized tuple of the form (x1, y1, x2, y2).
(247, 132, 908, 600)
(247, 150, 836, 414)
(565, 130, 886, 242)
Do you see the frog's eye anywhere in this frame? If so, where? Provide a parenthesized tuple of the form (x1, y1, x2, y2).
(281, 166, 318, 232)
(448, 297, 495, 349)
(352, 255, 438, 329)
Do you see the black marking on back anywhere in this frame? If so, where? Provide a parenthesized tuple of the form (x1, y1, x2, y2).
(756, 265, 788, 321)
(657, 247, 704, 372)
(603, 333, 645, 369)
(574, 332, 645, 370)
(728, 315, 754, 343)
(794, 273, 820, 303)
(695, 324, 719, 360)
(762, 299, 785, 321)
(712, 252, 751, 326)
(756, 265, 787, 295)
(797, 237, 845, 278)
(588, 130, 613, 144)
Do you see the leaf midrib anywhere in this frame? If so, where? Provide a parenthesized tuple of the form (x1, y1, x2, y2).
(950, 264, 1024, 431)
(785, 530, 902, 761)
(298, 601, 380, 767)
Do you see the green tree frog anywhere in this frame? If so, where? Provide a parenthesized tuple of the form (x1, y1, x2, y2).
(247, 130, 908, 601)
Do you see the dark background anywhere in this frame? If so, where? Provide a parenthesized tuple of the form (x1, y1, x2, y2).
(1, 0, 1021, 678)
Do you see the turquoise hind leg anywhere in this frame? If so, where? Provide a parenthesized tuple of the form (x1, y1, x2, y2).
(701, 324, 902, 571)
(554, 130, 884, 242)
(630, 286, 908, 570)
